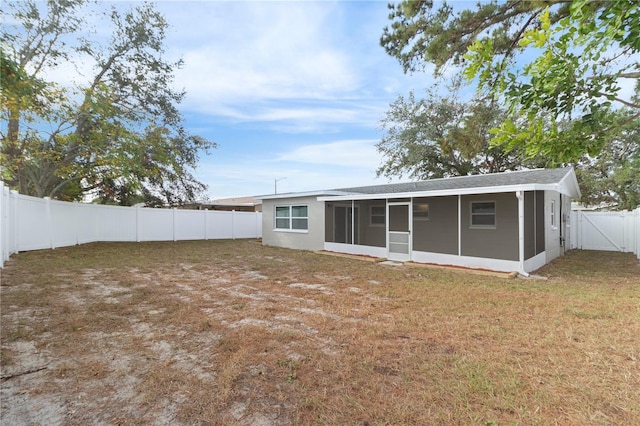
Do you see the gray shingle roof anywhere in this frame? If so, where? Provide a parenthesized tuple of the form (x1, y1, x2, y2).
(335, 167, 574, 195)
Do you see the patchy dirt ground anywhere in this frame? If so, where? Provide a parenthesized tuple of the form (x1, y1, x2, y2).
(1, 241, 639, 425)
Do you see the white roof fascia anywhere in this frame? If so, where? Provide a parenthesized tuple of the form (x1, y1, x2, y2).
(317, 184, 567, 202)
(558, 167, 582, 199)
(209, 203, 256, 207)
(258, 190, 351, 201)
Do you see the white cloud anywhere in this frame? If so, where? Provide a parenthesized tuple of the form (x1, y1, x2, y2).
(194, 138, 393, 199)
(28, 1, 426, 135)
(197, 159, 389, 200)
(158, 1, 435, 134)
(168, 2, 359, 112)
(278, 139, 381, 169)
(204, 102, 383, 132)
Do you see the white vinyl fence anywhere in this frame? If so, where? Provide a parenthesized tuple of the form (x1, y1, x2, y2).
(570, 208, 640, 259)
(0, 182, 262, 268)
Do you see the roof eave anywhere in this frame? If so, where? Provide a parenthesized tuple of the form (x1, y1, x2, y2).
(257, 190, 352, 201)
(318, 183, 566, 202)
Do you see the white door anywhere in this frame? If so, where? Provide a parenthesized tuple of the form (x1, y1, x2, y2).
(387, 202, 411, 262)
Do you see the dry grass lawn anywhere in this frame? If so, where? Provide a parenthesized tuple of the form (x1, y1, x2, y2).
(1, 240, 639, 425)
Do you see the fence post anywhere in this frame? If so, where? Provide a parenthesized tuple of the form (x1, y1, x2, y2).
(73, 201, 80, 246)
(44, 197, 55, 249)
(232, 210, 235, 240)
(635, 207, 640, 260)
(577, 210, 583, 250)
(10, 190, 18, 254)
(0, 182, 4, 267)
(173, 208, 177, 241)
(204, 209, 208, 240)
(136, 206, 141, 242)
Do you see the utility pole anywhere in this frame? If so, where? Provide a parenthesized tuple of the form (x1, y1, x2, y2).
(274, 177, 286, 194)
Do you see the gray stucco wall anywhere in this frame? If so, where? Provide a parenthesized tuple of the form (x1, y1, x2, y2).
(460, 193, 519, 261)
(412, 196, 458, 255)
(262, 196, 325, 251)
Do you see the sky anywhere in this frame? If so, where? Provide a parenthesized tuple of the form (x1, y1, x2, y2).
(143, 0, 438, 200)
(5, 1, 637, 201)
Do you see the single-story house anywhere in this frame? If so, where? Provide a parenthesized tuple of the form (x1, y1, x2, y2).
(183, 196, 262, 212)
(257, 167, 581, 275)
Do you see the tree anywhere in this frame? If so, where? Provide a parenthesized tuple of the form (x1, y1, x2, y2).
(0, 47, 60, 194)
(574, 102, 640, 210)
(1, 0, 216, 205)
(376, 82, 547, 180)
(382, 0, 568, 74)
(381, 0, 640, 162)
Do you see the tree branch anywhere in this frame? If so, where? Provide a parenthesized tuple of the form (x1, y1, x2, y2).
(618, 72, 640, 79)
(593, 110, 640, 140)
(595, 92, 640, 109)
(486, 10, 542, 94)
(48, 175, 84, 199)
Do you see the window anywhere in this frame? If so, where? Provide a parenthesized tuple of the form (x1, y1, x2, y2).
(370, 205, 385, 226)
(413, 202, 429, 221)
(550, 200, 556, 228)
(275, 205, 308, 231)
(470, 201, 496, 228)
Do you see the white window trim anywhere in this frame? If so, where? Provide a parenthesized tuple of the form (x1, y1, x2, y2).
(369, 205, 385, 227)
(469, 200, 497, 229)
(550, 200, 557, 229)
(274, 204, 309, 233)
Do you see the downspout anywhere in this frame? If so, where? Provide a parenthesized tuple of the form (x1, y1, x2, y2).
(559, 194, 565, 254)
(457, 195, 461, 256)
(516, 191, 529, 277)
